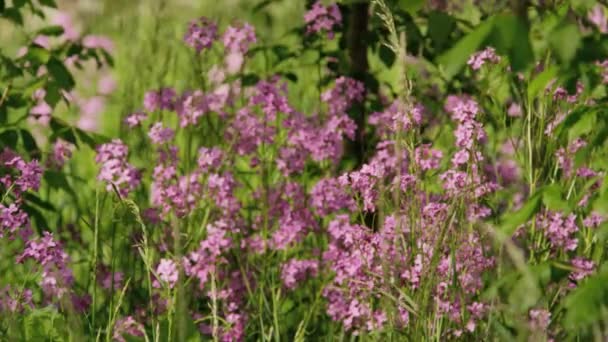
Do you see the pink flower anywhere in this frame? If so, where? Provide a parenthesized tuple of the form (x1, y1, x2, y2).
(184, 17, 218, 53)
(95, 139, 141, 197)
(304, 2, 342, 39)
(529, 308, 551, 331)
(588, 5, 608, 33)
(97, 74, 117, 95)
(155, 259, 179, 289)
(281, 259, 318, 290)
(113, 316, 145, 342)
(124, 111, 147, 128)
(569, 257, 594, 288)
(143, 88, 176, 112)
(52, 12, 79, 41)
(49, 140, 74, 169)
(467, 47, 501, 70)
(82, 35, 114, 52)
(148, 122, 175, 145)
(540, 212, 579, 252)
(223, 23, 256, 54)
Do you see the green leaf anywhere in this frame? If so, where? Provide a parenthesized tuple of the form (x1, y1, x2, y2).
(568, 111, 596, 140)
(24, 46, 50, 64)
(19, 129, 38, 154)
(44, 170, 71, 191)
(50, 118, 77, 145)
(527, 65, 557, 104)
(23, 192, 55, 211)
(253, 0, 273, 13)
(397, 0, 425, 14)
(436, 17, 495, 80)
(0, 0, 4, 12)
(241, 73, 260, 87)
(283, 72, 298, 83)
(428, 11, 455, 52)
(501, 191, 542, 236)
(0, 129, 18, 149)
(555, 105, 592, 137)
(549, 22, 581, 65)
(39, 0, 57, 7)
(74, 127, 108, 149)
(37, 25, 64, 36)
(542, 184, 570, 212)
(593, 190, 608, 215)
(488, 14, 534, 72)
(46, 57, 75, 89)
(1, 7, 23, 25)
(562, 262, 608, 334)
(378, 44, 395, 67)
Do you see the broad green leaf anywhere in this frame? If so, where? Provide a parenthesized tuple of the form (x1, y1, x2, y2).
(398, 0, 424, 14)
(501, 191, 542, 236)
(436, 16, 495, 80)
(378, 44, 395, 68)
(562, 262, 608, 334)
(527, 65, 557, 104)
(19, 129, 39, 155)
(1, 7, 23, 25)
(593, 190, 608, 215)
(24, 46, 50, 64)
(428, 11, 455, 52)
(549, 22, 581, 64)
(0, 129, 18, 149)
(23, 192, 55, 211)
(39, 0, 57, 7)
(542, 184, 570, 212)
(568, 111, 596, 140)
(46, 57, 75, 89)
(242, 73, 260, 86)
(37, 25, 64, 36)
(488, 14, 534, 71)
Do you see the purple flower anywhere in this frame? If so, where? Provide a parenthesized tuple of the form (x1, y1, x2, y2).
(569, 257, 594, 287)
(583, 212, 605, 229)
(529, 308, 551, 331)
(124, 111, 147, 128)
(304, 2, 342, 39)
(197, 147, 223, 172)
(49, 140, 73, 169)
(321, 76, 365, 116)
(414, 144, 443, 171)
(184, 221, 233, 288)
(0, 204, 29, 238)
(588, 5, 608, 33)
(82, 35, 114, 52)
(281, 259, 318, 290)
(467, 47, 501, 70)
(540, 212, 579, 252)
(113, 316, 145, 342)
(249, 77, 292, 120)
(223, 23, 256, 54)
(95, 139, 141, 197)
(18, 232, 74, 299)
(5, 157, 43, 193)
(184, 17, 218, 53)
(155, 258, 179, 289)
(148, 122, 175, 145)
(310, 178, 356, 216)
(143, 88, 176, 112)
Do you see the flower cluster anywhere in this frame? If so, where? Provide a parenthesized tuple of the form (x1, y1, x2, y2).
(304, 1, 342, 39)
(95, 139, 141, 197)
(467, 47, 501, 70)
(184, 17, 218, 53)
